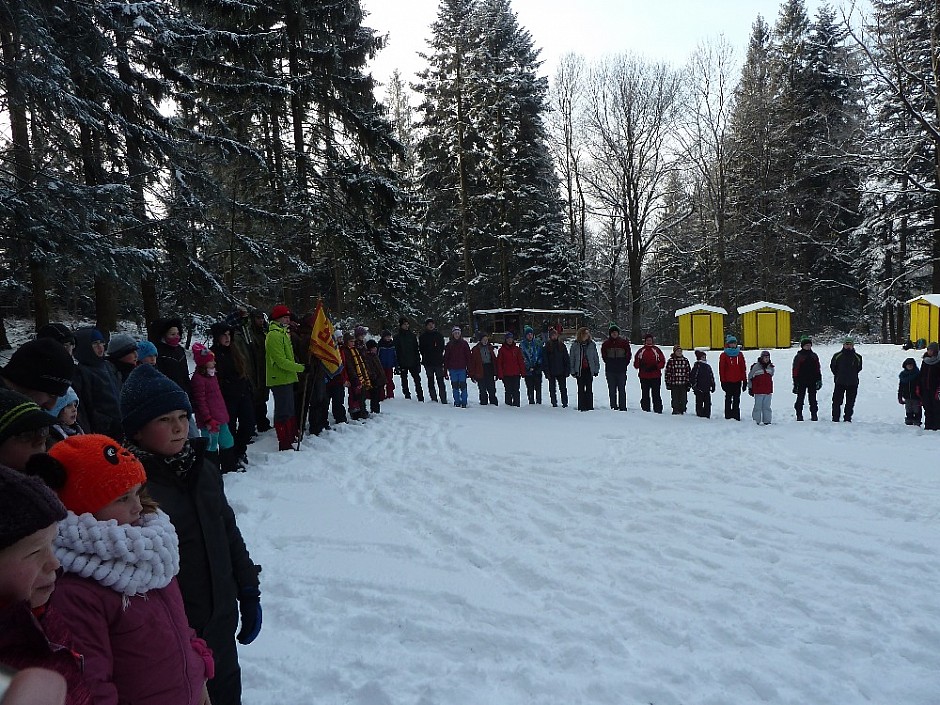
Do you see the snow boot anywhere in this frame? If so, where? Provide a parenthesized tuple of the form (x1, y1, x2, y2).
(220, 447, 243, 474)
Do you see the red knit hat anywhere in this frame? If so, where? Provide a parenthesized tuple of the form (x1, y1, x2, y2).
(191, 342, 215, 367)
(46, 434, 147, 516)
(271, 304, 291, 320)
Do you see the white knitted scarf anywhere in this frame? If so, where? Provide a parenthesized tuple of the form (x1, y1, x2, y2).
(55, 510, 180, 597)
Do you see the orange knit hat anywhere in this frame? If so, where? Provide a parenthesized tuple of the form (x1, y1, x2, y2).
(46, 434, 146, 516)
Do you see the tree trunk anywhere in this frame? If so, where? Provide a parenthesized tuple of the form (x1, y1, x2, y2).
(141, 276, 159, 326)
(95, 276, 118, 332)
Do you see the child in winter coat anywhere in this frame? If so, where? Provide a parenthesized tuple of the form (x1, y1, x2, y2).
(266, 305, 306, 450)
(105, 333, 138, 384)
(341, 332, 371, 421)
(377, 330, 397, 399)
(191, 343, 238, 472)
(45, 387, 84, 448)
(0, 389, 56, 472)
(443, 327, 472, 408)
(0, 465, 92, 705)
(747, 350, 775, 425)
(664, 345, 691, 415)
(71, 327, 124, 441)
(137, 339, 159, 366)
(120, 364, 261, 705)
(496, 332, 526, 407)
(600, 324, 631, 410)
(633, 334, 665, 413)
(543, 328, 571, 408)
(689, 350, 716, 418)
(718, 335, 747, 421)
(520, 326, 544, 405)
(468, 333, 499, 406)
(28, 435, 214, 705)
(791, 336, 822, 421)
(364, 340, 386, 414)
(898, 357, 922, 426)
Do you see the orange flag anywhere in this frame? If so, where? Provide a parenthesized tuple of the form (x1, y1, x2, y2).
(308, 301, 343, 375)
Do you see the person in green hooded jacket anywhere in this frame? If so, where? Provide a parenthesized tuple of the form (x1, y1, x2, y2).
(265, 304, 305, 450)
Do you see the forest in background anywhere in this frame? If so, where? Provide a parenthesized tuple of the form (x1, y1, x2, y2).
(0, 0, 937, 345)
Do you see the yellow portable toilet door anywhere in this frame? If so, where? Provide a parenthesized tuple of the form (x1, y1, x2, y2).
(757, 312, 777, 348)
(691, 314, 711, 348)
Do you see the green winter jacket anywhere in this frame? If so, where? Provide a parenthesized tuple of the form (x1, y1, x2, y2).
(265, 321, 305, 387)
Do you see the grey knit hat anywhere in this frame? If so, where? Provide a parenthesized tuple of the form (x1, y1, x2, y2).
(0, 464, 66, 551)
(106, 333, 138, 359)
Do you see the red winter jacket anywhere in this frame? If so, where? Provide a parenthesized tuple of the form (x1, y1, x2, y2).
(718, 350, 748, 383)
(633, 345, 665, 379)
(748, 361, 775, 395)
(443, 338, 472, 371)
(190, 370, 230, 430)
(496, 342, 526, 378)
(51, 574, 212, 705)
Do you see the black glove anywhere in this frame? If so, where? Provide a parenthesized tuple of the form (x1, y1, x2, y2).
(236, 587, 263, 645)
(792, 383, 798, 395)
(815, 380, 822, 391)
(748, 388, 754, 397)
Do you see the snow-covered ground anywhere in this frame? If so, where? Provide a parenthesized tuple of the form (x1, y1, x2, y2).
(228, 344, 937, 704)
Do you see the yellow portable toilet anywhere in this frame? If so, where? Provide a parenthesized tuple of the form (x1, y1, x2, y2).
(736, 301, 793, 349)
(675, 305, 728, 350)
(906, 294, 940, 344)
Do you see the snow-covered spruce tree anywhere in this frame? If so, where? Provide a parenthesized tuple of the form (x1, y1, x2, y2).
(469, 0, 574, 311)
(850, 0, 940, 339)
(414, 0, 482, 321)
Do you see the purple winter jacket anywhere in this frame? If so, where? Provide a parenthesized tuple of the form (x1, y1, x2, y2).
(190, 370, 230, 429)
(0, 600, 92, 705)
(51, 574, 212, 705)
(443, 338, 472, 371)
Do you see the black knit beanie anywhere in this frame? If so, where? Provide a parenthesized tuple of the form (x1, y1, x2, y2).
(1, 339, 74, 397)
(120, 364, 193, 440)
(0, 464, 66, 551)
(0, 389, 56, 447)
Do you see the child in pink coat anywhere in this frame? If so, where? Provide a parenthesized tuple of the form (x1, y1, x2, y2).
(190, 343, 237, 471)
(28, 434, 214, 705)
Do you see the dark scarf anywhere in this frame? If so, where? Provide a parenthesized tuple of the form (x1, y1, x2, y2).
(899, 366, 920, 383)
(126, 440, 197, 480)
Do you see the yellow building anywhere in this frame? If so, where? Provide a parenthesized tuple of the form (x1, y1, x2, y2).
(736, 301, 793, 349)
(906, 295, 940, 344)
(675, 305, 728, 350)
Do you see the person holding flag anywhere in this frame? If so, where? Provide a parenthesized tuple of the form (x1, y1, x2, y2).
(305, 302, 349, 438)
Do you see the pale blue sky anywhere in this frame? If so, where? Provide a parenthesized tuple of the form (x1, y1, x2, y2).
(364, 0, 863, 92)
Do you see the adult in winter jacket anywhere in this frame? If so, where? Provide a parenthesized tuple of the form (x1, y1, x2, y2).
(394, 318, 424, 401)
(918, 342, 940, 429)
(120, 365, 261, 705)
(247, 311, 271, 432)
(633, 334, 665, 414)
(747, 350, 775, 425)
(71, 327, 124, 441)
(543, 328, 571, 408)
(363, 341, 386, 414)
(690, 350, 716, 418)
(569, 327, 600, 411)
(791, 336, 822, 421)
(443, 327, 472, 408)
(265, 305, 306, 450)
(211, 322, 256, 464)
(520, 326, 544, 405)
(829, 338, 863, 423)
(149, 318, 192, 403)
(496, 333, 526, 407)
(601, 325, 632, 411)
(664, 345, 691, 415)
(718, 335, 747, 421)
(419, 319, 447, 404)
(341, 333, 371, 420)
(898, 357, 922, 426)
(468, 333, 499, 406)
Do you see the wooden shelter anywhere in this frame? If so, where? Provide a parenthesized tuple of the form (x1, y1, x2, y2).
(906, 294, 940, 344)
(736, 301, 794, 349)
(674, 304, 728, 350)
(471, 308, 584, 341)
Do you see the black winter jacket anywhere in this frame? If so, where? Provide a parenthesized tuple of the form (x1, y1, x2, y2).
(72, 327, 124, 440)
(792, 349, 822, 384)
(394, 328, 420, 368)
(419, 329, 446, 367)
(211, 342, 252, 407)
(543, 339, 571, 377)
(829, 349, 863, 386)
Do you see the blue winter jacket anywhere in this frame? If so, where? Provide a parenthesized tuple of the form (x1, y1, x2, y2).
(377, 339, 397, 369)
(520, 336, 544, 375)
